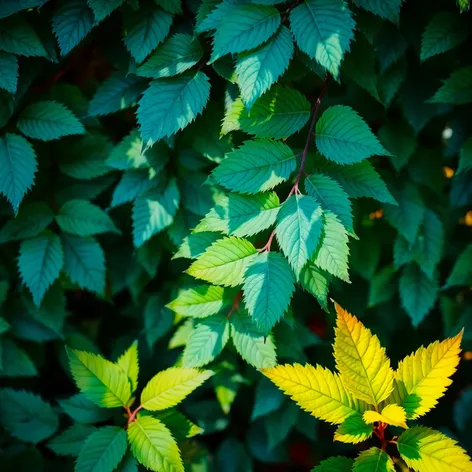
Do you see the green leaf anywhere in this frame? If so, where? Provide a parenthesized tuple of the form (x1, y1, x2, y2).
(212, 139, 297, 194)
(67, 348, 132, 408)
(429, 66, 472, 104)
(141, 367, 213, 410)
(61, 233, 106, 294)
(195, 192, 280, 237)
(88, 72, 146, 116)
(154, 409, 203, 441)
(19, 231, 63, 307)
(0, 0, 49, 19)
(378, 120, 416, 171)
(138, 71, 210, 145)
(368, 266, 396, 308)
(276, 194, 323, 277)
(155, 0, 182, 14)
(132, 178, 180, 247)
(352, 0, 403, 23)
(116, 341, 139, 393)
(457, 0, 470, 12)
(0, 388, 58, 444)
(418, 210, 444, 280)
(236, 26, 294, 109)
(182, 314, 230, 367)
(314, 211, 350, 282)
(312, 456, 354, 472)
(59, 393, 114, 424)
(0, 202, 54, 243)
(316, 106, 391, 164)
(123, 3, 173, 63)
(47, 424, 97, 457)
(230, 311, 277, 368)
(111, 169, 160, 207)
(187, 236, 257, 287)
(167, 285, 228, 318)
(243, 252, 295, 333)
(264, 401, 299, 449)
(211, 4, 280, 61)
(127, 415, 183, 472)
(57, 199, 119, 236)
(52, 0, 95, 56)
(0, 51, 18, 94)
(143, 296, 174, 349)
(421, 12, 467, 62)
(334, 414, 373, 444)
(353, 447, 395, 472)
(458, 136, 472, 174)
(76, 426, 128, 472)
(0, 15, 47, 57)
(305, 173, 354, 234)
(0, 133, 38, 213)
(222, 86, 310, 139)
(300, 262, 330, 310)
(0, 339, 37, 377)
(88, 0, 125, 21)
(290, 0, 355, 77)
(137, 33, 203, 79)
(172, 232, 221, 260)
(446, 244, 472, 287)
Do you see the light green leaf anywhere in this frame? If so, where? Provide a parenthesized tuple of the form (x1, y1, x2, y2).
(312, 456, 354, 472)
(276, 194, 323, 277)
(67, 348, 132, 408)
(167, 285, 228, 318)
(187, 236, 257, 287)
(352, 0, 403, 23)
(0, 51, 18, 94)
(59, 393, 114, 424)
(141, 367, 213, 410)
(0, 15, 47, 57)
(316, 105, 391, 164)
(353, 447, 395, 472)
(334, 414, 373, 444)
(47, 424, 97, 457)
(446, 244, 472, 287)
(116, 341, 139, 393)
(429, 66, 472, 104)
(172, 232, 221, 260)
(458, 136, 472, 174)
(182, 314, 230, 367)
(88, 0, 124, 21)
(300, 262, 330, 310)
(290, 0, 355, 77)
(243, 252, 295, 333)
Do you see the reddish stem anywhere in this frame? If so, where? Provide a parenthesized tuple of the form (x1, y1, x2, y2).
(227, 291, 243, 318)
(127, 405, 143, 424)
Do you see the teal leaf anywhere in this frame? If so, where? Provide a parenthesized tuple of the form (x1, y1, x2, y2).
(0, 339, 37, 377)
(429, 66, 472, 104)
(110, 169, 161, 208)
(155, 0, 182, 14)
(378, 120, 416, 171)
(458, 136, 472, 174)
(47, 424, 97, 457)
(0, 1, 49, 19)
(368, 266, 396, 308)
(172, 232, 221, 260)
(59, 393, 114, 424)
(143, 296, 174, 349)
(0, 51, 18, 94)
(88, 0, 125, 21)
(0, 15, 47, 57)
(446, 244, 472, 288)
(352, 0, 403, 23)
(300, 262, 330, 310)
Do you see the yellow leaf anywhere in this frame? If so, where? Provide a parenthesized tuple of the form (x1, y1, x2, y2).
(390, 330, 463, 419)
(333, 303, 394, 407)
(363, 404, 408, 428)
(261, 363, 367, 425)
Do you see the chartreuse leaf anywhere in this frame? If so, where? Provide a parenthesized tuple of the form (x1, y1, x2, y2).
(59, 393, 114, 424)
(364, 404, 408, 428)
(230, 311, 277, 368)
(187, 236, 257, 287)
(334, 303, 394, 407)
(289, 0, 355, 77)
(398, 427, 472, 472)
(390, 330, 463, 419)
(236, 26, 294, 109)
(76, 426, 127, 472)
(457, 0, 470, 11)
(48, 424, 97, 456)
(195, 192, 280, 237)
(334, 414, 373, 444)
(141, 367, 213, 410)
(352, 0, 402, 22)
(276, 195, 323, 277)
(243, 252, 295, 333)
(88, 0, 125, 21)
(446, 244, 472, 287)
(137, 34, 203, 79)
(0, 51, 18, 94)
(0, 15, 47, 57)
(316, 106, 391, 164)
(167, 285, 227, 318)
(212, 140, 297, 194)
(67, 348, 132, 408)
(300, 262, 330, 310)
(429, 66, 472, 104)
(19, 231, 63, 307)
(312, 456, 353, 472)
(353, 447, 395, 472)
(128, 415, 184, 472)
(17, 101, 85, 141)
(0, 133, 38, 213)
(138, 71, 210, 145)
(117, 341, 139, 393)
(458, 136, 472, 174)
(262, 364, 367, 425)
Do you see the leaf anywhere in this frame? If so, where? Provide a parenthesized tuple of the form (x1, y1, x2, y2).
(299, 262, 330, 310)
(136, 33, 203, 79)
(76, 426, 128, 472)
(391, 330, 463, 419)
(315, 105, 391, 164)
(172, 232, 221, 260)
(52, 0, 95, 56)
(421, 12, 467, 62)
(155, 0, 182, 14)
(167, 285, 227, 318)
(243, 252, 295, 333)
(305, 173, 354, 234)
(333, 302, 394, 407)
(127, 415, 183, 472)
(378, 120, 416, 171)
(0, 133, 38, 213)
(117, 341, 139, 393)
(363, 404, 408, 428)
(399, 264, 438, 327)
(59, 393, 114, 424)
(0, 15, 47, 57)
(143, 295, 174, 349)
(0, 0, 49, 19)
(141, 367, 213, 410)
(19, 231, 63, 307)
(0, 388, 58, 444)
(187, 236, 257, 287)
(446, 244, 472, 287)
(276, 195, 323, 277)
(123, 3, 172, 63)
(0, 339, 37, 377)
(154, 409, 203, 441)
(312, 456, 354, 472)
(88, 0, 124, 21)
(230, 311, 277, 368)
(47, 424, 97, 457)
(458, 136, 472, 174)
(182, 314, 230, 367)
(398, 427, 472, 472)
(132, 178, 180, 247)
(289, 0, 355, 77)
(138, 71, 210, 145)
(57, 200, 119, 236)
(212, 139, 297, 194)
(334, 414, 373, 444)
(353, 447, 395, 472)
(418, 210, 444, 279)
(110, 169, 160, 208)
(0, 51, 18, 94)
(429, 66, 472, 104)
(235, 25, 293, 109)
(61, 233, 106, 295)
(368, 266, 396, 308)
(352, 0, 402, 23)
